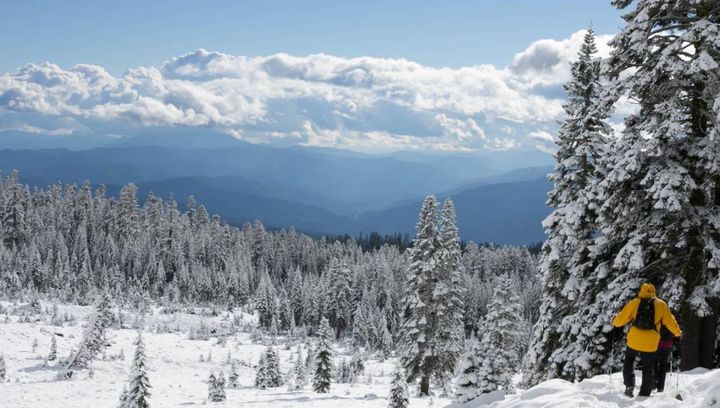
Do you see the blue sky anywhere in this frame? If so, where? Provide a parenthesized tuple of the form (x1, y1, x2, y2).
(2, 1, 623, 74)
(0, 1, 627, 153)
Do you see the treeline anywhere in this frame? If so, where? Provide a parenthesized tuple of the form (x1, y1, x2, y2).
(326, 232, 413, 252)
(0, 171, 540, 353)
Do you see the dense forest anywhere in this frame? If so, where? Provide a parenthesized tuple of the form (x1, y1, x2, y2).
(0, 170, 540, 359)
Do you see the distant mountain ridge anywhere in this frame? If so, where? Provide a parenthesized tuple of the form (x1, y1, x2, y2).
(0, 135, 553, 244)
(357, 178, 552, 245)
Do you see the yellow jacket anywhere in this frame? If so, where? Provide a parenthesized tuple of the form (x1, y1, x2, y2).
(612, 283, 682, 353)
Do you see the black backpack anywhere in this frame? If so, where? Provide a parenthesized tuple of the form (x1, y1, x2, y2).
(633, 298, 656, 330)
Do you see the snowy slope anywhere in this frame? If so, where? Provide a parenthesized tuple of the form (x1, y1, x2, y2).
(451, 369, 719, 408)
(0, 302, 451, 408)
(2, 301, 718, 408)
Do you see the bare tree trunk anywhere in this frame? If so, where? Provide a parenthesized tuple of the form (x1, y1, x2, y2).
(699, 299, 719, 368)
(420, 376, 430, 396)
(681, 307, 700, 371)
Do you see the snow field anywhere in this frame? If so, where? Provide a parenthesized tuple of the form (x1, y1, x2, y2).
(0, 303, 451, 408)
(2, 301, 719, 408)
(448, 368, 720, 408)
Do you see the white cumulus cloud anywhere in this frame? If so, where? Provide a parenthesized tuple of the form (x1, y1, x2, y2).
(0, 30, 614, 153)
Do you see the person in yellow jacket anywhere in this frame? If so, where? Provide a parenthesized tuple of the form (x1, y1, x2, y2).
(612, 283, 681, 397)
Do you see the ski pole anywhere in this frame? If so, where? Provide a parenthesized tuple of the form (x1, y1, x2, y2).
(608, 340, 613, 385)
(673, 348, 683, 401)
(675, 355, 679, 390)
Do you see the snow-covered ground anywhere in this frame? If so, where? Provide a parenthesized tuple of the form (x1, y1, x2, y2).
(0, 302, 450, 408)
(1, 301, 718, 408)
(449, 369, 720, 408)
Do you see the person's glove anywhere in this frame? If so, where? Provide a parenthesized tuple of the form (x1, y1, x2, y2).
(612, 326, 624, 343)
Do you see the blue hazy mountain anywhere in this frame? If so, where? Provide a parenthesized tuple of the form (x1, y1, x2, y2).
(99, 175, 552, 245)
(103, 177, 354, 235)
(0, 134, 554, 244)
(355, 178, 552, 245)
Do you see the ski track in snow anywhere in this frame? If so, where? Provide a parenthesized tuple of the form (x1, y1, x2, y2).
(1, 302, 718, 408)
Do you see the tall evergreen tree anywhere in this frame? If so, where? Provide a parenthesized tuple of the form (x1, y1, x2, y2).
(453, 336, 482, 403)
(525, 28, 612, 384)
(377, 313, 393, 359)
(0, 354, 6, 381)
(254, 273, 277, 330)
(313, 317, 333, 393)
(264, 346, 283, 387)
(255, 346, 283, 388)
(1, 170, 28, 248)
(228, 362, 240, 389)
(474, 276, 523, 394)
(595, 0, 720, 372)
(118, 183, 139, 240)
(67, 302, 110, 371)
(294, 350, 307, 389)
(207, 372, 226, 402)
(48, 336, 57, 361)
(398, 195, 448, 396)
(388, 368, 409, 408)
(121, 332, 151, 408)
(327, 259, 353, 339)
(529, 1, 720, 383)
(255, 353, 269, 389)
(434, 199, 465, 376)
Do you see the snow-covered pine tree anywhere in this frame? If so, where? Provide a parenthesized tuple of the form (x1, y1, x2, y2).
(228, 362, 240, 389)
(208, 372, 216, 393)
(97, 290, 115, 329)
(0, 170, 27, 248)
(524, 27, 612, 385)
(207, 373, 217, 401)
(388, 368, 409, 408)
(453, 336, 482, 403)
(217, 372, 226, 398)
(327, 259, 353, 339)
(254, 273, 277, 331)
(255, 353, 268, 389)
(264, 346, 284, 387)
(305, 341, 315, 371)
(434, 199, 465, 377)
(352, 303, 371, 348)
(399, 195, 445, 396)
(593, 0, 720, 372)
(118, 386, 129, 408)
(529, 0, 720, 382)
(377, 313, 393, 360)
(339, 358, 359, 383)
(122, 332, 151, 408)
(66, 333, 93, 370)
(313, 317, 333, 393)
(350, 352, 365, 377)
(287, 266, 303, 326)
(207, 372, 226, 402)
(475, 276, 523, 393)
(255, 346, 283, 388)
(68, 293, 116, 370)
(335, 359, 350, 383)
(294, 349, 307, 389)
(0, 354, 6, 381)
(48, 336, 57, 361)
(117, 183, 139, 240)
